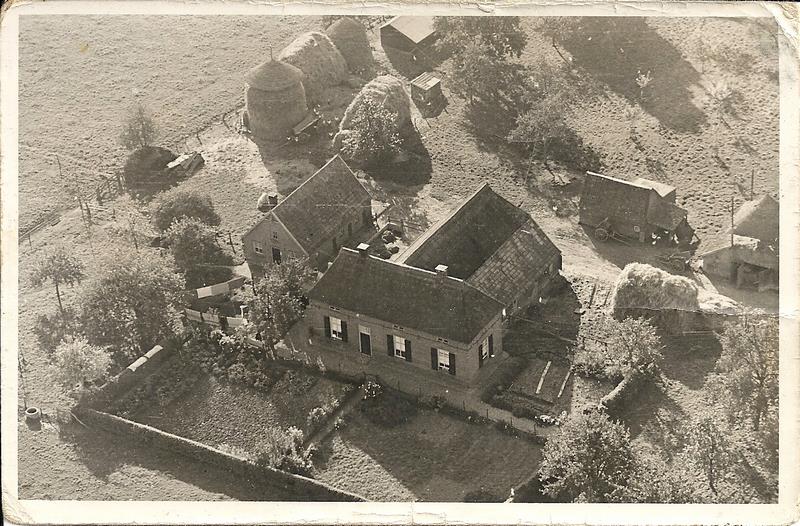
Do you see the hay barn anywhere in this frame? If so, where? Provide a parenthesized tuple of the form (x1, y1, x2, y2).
(701, 195, 779, 291)
(326, 17, 375, 77)
(244, 59, 308, 141)
(278, 31, 348, 104)
(333, 75, 412, 149)
(380, 16, 437, 54)
(580, 171, 694, 245)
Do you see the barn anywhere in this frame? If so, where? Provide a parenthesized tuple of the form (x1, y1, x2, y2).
(379, 16, 437, 55)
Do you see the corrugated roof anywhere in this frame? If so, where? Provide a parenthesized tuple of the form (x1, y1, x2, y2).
(309, 248, 503, 344)
(632, 177, 676, 198)
(398, 184, 531, 279)
(271, 155, 371, 254)
(467, 219, 561, 305)
(381, 16, 436, 45)
(245, 59, 304, 92)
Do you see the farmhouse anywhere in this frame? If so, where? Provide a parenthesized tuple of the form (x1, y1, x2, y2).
(398, 183, 563, 315)
(242, 155, 372, 279)
(701, 194, 779, 291)
(307, 245, 506, 384)
(379, 16, 437, 55)
(580, 171, 694, 245)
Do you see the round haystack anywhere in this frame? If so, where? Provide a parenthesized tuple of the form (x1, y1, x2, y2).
(326, 17, 375, 76)
(333, 75, 411, 149)
(245, 59, 309, 141)
(610, 263, 699, 313)
(278, 31, 348, 104)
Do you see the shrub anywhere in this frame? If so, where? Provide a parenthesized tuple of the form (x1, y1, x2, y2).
(363, 380, 383, 400)
(123, 146, 177, 187)
(255, 426, 314, 478)
(307, 406, 329, 429)
(33, 308, 82, 357)
(150, 188, 221, 232)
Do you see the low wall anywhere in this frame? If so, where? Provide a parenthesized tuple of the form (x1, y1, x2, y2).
(77, 408, 366, 502)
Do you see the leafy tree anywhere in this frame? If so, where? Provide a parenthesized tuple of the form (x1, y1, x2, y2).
(29, 246, 85, 317)
(708, 314, 778, 431)
(536, 18, 580, 66)
(238, 258, 315, 356)
(119, 103, 159, 151)
(686, 416, 735, 495)
(539, 409, 634, 502)
(34, 308, 82, 356)
(603, 317, 663, 377)
(434, 16, 527, 59)
(165, 217, 232, 287)
(623, 448, 700, 503)
(150, 188, 221, 232)
(254, 426, 314, 477)
(51, 337, 112, 391)
(508, 93, 571, 175)
(339, 98, 402, 167)
(81, 249, 185, 364)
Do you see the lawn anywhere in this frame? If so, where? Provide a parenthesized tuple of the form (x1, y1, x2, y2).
(313, 408, 543, 502)
(132, 368, 352, 455)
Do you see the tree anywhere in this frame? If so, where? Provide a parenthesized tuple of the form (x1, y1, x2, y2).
(81, 249, 185, 364)
(150, 188, 221, 232)
(508, 93, 571, 176)
(254, 426, 314, 477)
(165, 217, 232, 287)
(539, 409, 634, 502)
(536, 18, 580, 66)
(51, 337, 112, 391)
(238, 258, 315, 356)
(623, 448, 700, 503)
(708, 314, 778, 431)
(434, 17, 527, 59)
(29, 246, 85, 317)
(119, 103, 159, 151)
(339, 98, 402, 167)
(603, 317, 663, 377)
(686, 416, 734, 495)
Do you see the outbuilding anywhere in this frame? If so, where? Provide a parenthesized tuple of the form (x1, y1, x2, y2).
(379, 16, 437, 55)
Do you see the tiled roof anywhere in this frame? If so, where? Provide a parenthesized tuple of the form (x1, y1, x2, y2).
(272, 155, 371, 254)
(381, 16, 436, 44)
(398, 184, 531, 279)
(467, 219, 561, 305)
(309, 248, 503, 344)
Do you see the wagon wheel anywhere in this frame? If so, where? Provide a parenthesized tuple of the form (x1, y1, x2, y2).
(594, 227, 610, 242)
(670, 259, 686, 272)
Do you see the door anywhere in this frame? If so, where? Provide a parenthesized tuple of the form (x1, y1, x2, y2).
(359, 326, 371, 355)
(272, 247, 282, 264)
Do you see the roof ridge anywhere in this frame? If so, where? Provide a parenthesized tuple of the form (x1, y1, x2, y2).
(273, 155, 345, 215)
(586, 171, 655, 192)
(339, 247, 468, 285)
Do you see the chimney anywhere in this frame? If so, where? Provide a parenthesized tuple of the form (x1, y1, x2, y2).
(268, 193, 278, 207)
(435, 264, 449, 278)
(327, 261, 333, 269)
(357, 243, 370, 257)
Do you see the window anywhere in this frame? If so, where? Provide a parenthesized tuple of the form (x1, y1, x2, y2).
(272, 231, 279, 240)
(479, 334, 494, 368)
(437, 349, 450, 371)
(324, 315, 347, 342)
(330, 317, 343, 340)
(432, 347, 455, 375)
(481, 339, 490, 361)
(394, 336, 407, 359)
(359, 326, 371, 355)
(272, 247, 282, 264)
(253, 242, 264, 255)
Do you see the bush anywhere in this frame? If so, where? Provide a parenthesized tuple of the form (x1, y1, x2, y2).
(150, 188, 221, 232)
(33, 308, 81, 357)
(255, 426, 314, 478)
(123, 146, 177, 187)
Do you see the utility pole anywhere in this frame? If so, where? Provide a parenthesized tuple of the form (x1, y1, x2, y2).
(730, 195, 735, 248)
(750, 166, 755, 200)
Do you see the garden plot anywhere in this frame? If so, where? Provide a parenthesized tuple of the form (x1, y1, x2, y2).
(132, 369, 352, 456)
(509, 359, 571, 407)
(313, 408, 543, 502)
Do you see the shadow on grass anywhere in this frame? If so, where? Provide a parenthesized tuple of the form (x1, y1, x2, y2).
(362, 125, 432, 187)
(660, 335, 721, 390)
(562, 17, 707, 133)
(617, 380, 684, 439)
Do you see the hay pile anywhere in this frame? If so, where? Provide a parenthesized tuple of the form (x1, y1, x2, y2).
(333, 75, 411, 149)
(697, 289, 740, 316)
(326, 17, 375, 77)
(610, 263, 700, 313)
(245, 59, 308, 141)
(278, 31, 347, 103)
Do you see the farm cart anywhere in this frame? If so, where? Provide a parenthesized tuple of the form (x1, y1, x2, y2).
(592, 218, 630, 245)
(656, 250, 693, 272)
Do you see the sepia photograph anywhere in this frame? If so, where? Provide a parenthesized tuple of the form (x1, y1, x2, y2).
(1, 1, 798, 524)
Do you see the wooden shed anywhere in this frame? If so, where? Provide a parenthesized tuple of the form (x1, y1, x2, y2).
(410, 72, 443, 108)
(380, 16, 437, 54)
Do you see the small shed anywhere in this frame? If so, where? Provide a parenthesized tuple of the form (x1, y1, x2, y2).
(410, 71, 443, 107)
(380, 16, 437, 54)
(166, 152, 205, 177)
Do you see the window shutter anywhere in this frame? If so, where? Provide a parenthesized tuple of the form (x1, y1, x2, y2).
(488, 334, 494, 356)
(478, 344, 484, 368)
(405, 339, 412, 362)
(449, 353, 456, 376)
(431, 348, 438, 370)
(387, 334, 394, 356)
(341, 321, 348, 342)
(323, 316, 331, 339)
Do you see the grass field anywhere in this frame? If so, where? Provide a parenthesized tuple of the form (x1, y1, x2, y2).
(313, 408, 543, 501)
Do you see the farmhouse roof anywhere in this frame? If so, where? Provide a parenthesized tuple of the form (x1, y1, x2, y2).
(245, 59, 304, 92)
(632, 177, 676, 199)
(271, 155, 371, 254)
(701, 194, 780, 256)
(381, 16, 436, 44)
(398, 183, 531, 279)
(467, 218, 561, 305)
(309, 248, 503, 344)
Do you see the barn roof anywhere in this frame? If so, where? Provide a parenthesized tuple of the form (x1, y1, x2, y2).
(632, 177, 676, 199)
(398, 183, 531, 279)
(245, 59, 304, 92)
(381, 16, 436, 44)
(309, 248, 503, 344)
(467, 218, 561, 305)
(270, 155, 371, 254)
(580, 171, 653, 222)
(701, 194, 780, 256)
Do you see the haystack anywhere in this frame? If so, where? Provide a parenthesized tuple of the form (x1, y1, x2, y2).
(245, 59, 308, 141)
(333, 75, 411, 149)
(278, 31, 348, 103)
(326, 17, 375, 76)
(610, 263, 699, 313)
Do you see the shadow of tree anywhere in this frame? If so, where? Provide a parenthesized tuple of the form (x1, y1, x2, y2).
(361, 125, 432, 187)
(562, 17, 707, 133)
(382, 44, 448, 80)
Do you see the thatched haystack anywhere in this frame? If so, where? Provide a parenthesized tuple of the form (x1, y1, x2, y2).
(333, 75, 411, 149)
(245, 59, 308, 141)
(278, 31, 348, 103)
(610, 263, 699, 313)
(326, 17, 375, 77)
